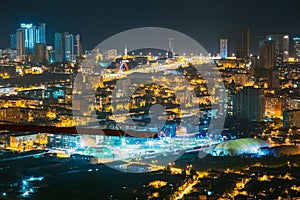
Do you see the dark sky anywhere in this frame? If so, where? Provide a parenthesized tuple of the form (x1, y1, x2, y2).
(0, 0, 300, 54)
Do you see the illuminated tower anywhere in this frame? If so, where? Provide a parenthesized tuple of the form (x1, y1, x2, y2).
(266, 34, 289, 62)
(16, 22, 46, 61)
(20, 23, 36, 53)
(35, 23, 46, 44)
(293, 37, 300, 60)
(65, 33, 74, 62)
(54, 32, 65, 62)
(220, 39, 228, 59)
(55, 32, 77, 62)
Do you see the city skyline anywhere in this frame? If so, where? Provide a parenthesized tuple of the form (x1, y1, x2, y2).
(0, 0, 300, 54)
(1, 1, 300, 199)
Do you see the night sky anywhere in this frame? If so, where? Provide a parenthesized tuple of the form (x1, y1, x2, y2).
(0, 0, 300, 54)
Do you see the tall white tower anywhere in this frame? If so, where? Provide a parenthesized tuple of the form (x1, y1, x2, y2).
(124, 45, 128, 56)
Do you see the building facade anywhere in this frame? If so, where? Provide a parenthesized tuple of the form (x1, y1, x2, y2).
(266, 34, 289, 62)
(236, 28, 250, 58)
(233, 86, 265, 121)
(294, 37, 300, 60)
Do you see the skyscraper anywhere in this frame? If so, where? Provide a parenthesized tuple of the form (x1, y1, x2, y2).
(220, 39, 228, 59)
(55, 32, 77, 62)
(54, 32, 65, 63)
(16, 29, 25, 61)
(293, 37, 300, 60)
(16, 22, 47, 61)
(258, 38, 276, 70)
(75, 34, 82, 57)
(20, 23, 36, 53)
(233, 86, 265, 121)
(65, 33, 74, 62)
(266, 34, 289, 62)
(35, 23, 46, 44)
(33, 43, 47, 63)
(10, 33, 16, 49)
(236, 27, 250, 59)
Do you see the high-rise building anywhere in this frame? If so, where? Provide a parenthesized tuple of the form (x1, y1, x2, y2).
(35, 23, 46, 44)
(75, 34, 82, 57)
(233, 86, 265, 121)
(16, 29, 25, 61)
(33, 43, 47, 63)
(283, 110, 300, 129)
(55, 32, 77, 62)
(293, 37, 300, 60)
(65, 33, 74, 62)
(10, 33, 16, 49)
(258, 39, 276, 70)
(54, 32, 65, 63)
(46, 46, 55, 63)
(220, 39, 228, 59)
(20, 23, 36, 53)
(266, 34, 289, 62)
(236, 27, 250, 58)
(16, 22, 47, 61)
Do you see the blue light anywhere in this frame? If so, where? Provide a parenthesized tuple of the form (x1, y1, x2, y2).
(2, 192, 6, 196)
(267, 37, 272, 41)
(20, 23, 33, 29)
(22, 180, 28, 186)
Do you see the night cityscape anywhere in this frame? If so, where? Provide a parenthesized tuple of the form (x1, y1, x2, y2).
(0, 0, 300, 199)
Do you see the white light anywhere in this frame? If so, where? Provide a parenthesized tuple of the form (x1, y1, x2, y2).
(147, 140, 154, 146)
(121, 138, 126, 145)
(22, 191, 29, 197)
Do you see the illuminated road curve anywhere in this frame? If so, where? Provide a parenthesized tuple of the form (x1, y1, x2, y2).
(101, 57, 209, 81)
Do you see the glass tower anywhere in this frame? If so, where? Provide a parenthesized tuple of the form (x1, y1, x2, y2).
(20, 23, 36, 53)
(9, 33, 16, 49)
(16, 22, 47, 60)
(266, 34, 289, 62)
(54, 33, 65, 63)
(220, 39, 228, 59)
(293, 37, 300, 60)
